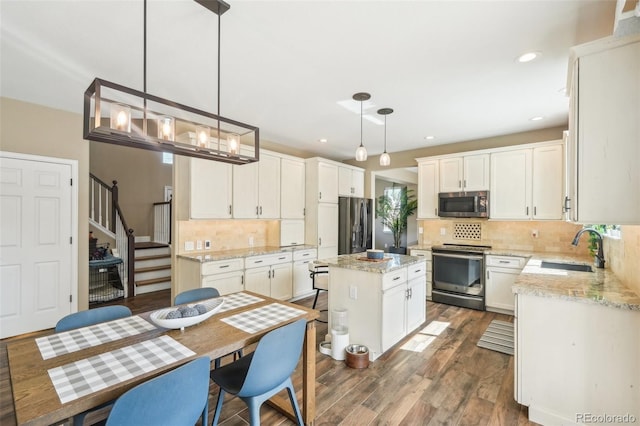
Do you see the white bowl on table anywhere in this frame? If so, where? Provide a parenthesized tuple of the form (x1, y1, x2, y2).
(149, 297, 224, 330)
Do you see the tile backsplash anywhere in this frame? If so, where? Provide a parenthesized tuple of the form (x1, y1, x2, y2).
(605, 225, 640, 295)
(176, 220, 280, 254)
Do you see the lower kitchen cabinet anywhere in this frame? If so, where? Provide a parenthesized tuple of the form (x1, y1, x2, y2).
(177, 257, 245, 298)
(515, 293, 640, 425)
(409, 249, 432, 299)
(244, 252, 293, 300)
(485, 255, 526, 314)
(292, 249, 317, 299)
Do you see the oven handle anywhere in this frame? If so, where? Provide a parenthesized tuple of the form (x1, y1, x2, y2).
(432, 252, 484, 261)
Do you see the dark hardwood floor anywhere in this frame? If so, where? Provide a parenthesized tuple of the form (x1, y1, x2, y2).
(0, 290, 537, 425)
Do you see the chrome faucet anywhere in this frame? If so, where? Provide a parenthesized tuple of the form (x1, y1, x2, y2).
(571, 228, 605, 269)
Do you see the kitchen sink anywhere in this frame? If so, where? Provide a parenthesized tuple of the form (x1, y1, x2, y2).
(540, 261, 593, 272)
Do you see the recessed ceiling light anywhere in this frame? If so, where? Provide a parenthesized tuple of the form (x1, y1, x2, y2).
(425, 136, 435, 140)
(530, 116, 544, 121)
(517, 51, 541, 63)
(318, 138, 327, 143)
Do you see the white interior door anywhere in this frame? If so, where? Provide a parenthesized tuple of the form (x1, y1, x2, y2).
(0, 154, 75, 338)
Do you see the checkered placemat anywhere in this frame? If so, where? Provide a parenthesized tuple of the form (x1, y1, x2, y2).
(37, 316, 156, 360)
(218, 292, 264, 313)
(221, 303, 305, 334)
(48, 335, 195, 404)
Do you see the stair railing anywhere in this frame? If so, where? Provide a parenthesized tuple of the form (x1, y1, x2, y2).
(153, 198, 172, 244)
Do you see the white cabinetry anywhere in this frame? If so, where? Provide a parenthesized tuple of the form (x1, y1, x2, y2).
(410, 249, 432, 299)
(244, 252, 293, 299)
(233, 152, 280, 219)
(305, 158, 340, 259)
(515, 293, 640, 425)
(338, 165, 365, 197)
(439, 154, 489, 192)
(490, 142, 563, 220)
(485, 255, 525, 314)
(280, 158, 305, 219)
(175, 157, 233, 220)
(316, 203, 338, 259)
(292, 249, 317, 299)
(567, 34, 640, 224)
(328, 262, 426, 360)
(176, 257, 244, 298)
(416, 160, 439, 219)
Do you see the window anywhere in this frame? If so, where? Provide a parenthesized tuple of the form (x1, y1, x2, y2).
(162, 152, 173, 164)
(382, 186, 402, 233)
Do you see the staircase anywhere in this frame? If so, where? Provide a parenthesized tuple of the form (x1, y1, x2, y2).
(134, 238, 171, 295)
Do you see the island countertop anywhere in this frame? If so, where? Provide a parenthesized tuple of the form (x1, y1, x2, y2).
(177, 245, 317, 263)
(320, 253, 423, 274)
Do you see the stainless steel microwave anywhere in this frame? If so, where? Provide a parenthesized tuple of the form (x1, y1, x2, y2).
(438, 191, 489, 218)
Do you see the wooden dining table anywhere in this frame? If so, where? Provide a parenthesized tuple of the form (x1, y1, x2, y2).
(7, 291, 319, 426)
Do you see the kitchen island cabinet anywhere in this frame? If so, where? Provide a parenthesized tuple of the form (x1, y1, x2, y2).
(323, 253, 426, 361)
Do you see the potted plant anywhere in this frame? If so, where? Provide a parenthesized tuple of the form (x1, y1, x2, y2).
(376, 187, 418, 254)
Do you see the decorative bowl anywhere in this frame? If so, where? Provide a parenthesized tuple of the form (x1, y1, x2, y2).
(149, 297, 224, 330)
(366, 249, 384, 260)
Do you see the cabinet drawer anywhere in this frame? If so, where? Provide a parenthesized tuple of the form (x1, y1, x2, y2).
(201, 257, 244, 275)
(486, 255, 526, 269)
(382, 268, 407, 290)
(293, 249, 317, 261)
(408, 261, 427, 280)
(245, 252, 293, 268)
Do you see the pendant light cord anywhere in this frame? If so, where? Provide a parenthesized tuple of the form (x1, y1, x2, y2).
(217, 10, 221, 148)
(384, 115, 387, 153)
(143, 0, 147, 134)
(360, 99, 363, 147)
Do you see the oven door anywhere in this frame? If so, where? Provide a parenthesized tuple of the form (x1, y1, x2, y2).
(432, 252, 484, 296)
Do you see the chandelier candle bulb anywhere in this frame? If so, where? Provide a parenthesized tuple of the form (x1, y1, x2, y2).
(110, 104, 131, 132)
(158, 116, 175, 141)
(227, 133, 239, 155)
(195, 125, 210, 148)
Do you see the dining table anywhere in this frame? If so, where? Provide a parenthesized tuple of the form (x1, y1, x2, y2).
(7, 291, 319, 426)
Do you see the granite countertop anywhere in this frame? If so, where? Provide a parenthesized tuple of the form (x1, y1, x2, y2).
(513, 254, 640, 311)
(320, 253, 423, 274)
(177, 244, 317, 263)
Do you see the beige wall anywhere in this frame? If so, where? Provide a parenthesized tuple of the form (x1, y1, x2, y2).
(1, 97, 90, 309)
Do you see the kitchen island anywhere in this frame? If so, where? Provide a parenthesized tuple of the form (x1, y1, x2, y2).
(513, 257, 640, 426)
(321, 253, 427, 361)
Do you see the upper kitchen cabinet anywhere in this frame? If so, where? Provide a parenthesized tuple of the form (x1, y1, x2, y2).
(233, 151, 280, 219)
(306, 158, 338, 204)
(175, 156, 233, 220)
(439, 154, 489, 192)
(416, 159, 439, 219)
(490, 141, 563, 220)
(567, 34, 640, 224)
(280, 157, 305, 219)
(338, 165, 365, 197)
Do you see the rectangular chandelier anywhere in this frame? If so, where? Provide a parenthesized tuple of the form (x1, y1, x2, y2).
(83, 78, 260, 165)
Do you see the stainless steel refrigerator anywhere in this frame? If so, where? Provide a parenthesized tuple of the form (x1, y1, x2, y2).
(338, 197, 373, 255)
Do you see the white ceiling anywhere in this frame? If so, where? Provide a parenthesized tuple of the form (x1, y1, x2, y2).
(1, 0, 617, 161)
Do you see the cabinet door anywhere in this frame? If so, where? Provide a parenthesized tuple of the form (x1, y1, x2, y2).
(407, 277, 426, 332)
(532, 144, 563, 220)
(281, 158, 305, 218)
(338, 166, 353, 196)
(190, 158, 232, 219)
(317, 203, 338, 258)
(244, 266, 271, 297)
(490, 149, 532, 219)
(270, 262, 293, 300)
(418, 160, 439, 219)
(318, 162, 338, 203)
(464, 154, 490, 191)
(485, 267, 517, 313)
(351, 168, 365, 197)
(293, 259, 314, 297)
(382, 282, 407, 352)
(258, 153, 281, 218)
(232, 161, 259, 218)
(439, 158, 463, 192)
(202, 271, 244, 296)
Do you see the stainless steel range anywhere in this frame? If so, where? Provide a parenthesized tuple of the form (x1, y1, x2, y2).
(431, 243, 491, 311)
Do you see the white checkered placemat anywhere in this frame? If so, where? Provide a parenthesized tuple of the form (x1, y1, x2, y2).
(218, 292, 264, 313)
(37, 316, 156, 360)
(48, 335, 195, 404)
(221, 303, 305, 334)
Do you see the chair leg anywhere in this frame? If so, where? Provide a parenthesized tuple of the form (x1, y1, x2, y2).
(201, 397, 208, 426)
(211, 389, 226, 426)
(214, 357, 221, 369)
(285, 379, 304, 426)
(246, 398, 262, 426)
(312, 289, 321, 309)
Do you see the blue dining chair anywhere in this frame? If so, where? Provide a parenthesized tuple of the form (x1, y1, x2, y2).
(55, 305, 132, 425)
(210, 319, 306, 426)
(106, 356, 211, 426)
(174, 287, 242, 368)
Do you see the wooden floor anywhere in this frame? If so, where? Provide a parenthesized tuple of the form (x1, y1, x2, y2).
(0, 290, 538, 425)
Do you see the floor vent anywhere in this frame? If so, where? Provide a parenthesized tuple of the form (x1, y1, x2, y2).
(453, 222, 481, 240)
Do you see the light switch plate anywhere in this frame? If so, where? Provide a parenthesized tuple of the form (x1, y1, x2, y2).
(184, 241, 195, 251)
(196, 240, 203, 250)
(205, 240, 211, 249)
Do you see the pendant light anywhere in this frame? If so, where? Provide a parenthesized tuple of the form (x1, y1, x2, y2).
(353, 92, 370, 161)
(378, 108, 393, 166)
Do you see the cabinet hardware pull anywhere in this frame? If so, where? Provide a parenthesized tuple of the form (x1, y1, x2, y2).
(415, 269, 421, 273)
(303, 208, 306, 216)
(220, 265, 229, 268)
(409, 288, 412, 298)
(256, 206, 259, 215)
(459, 180, 462, 188)
(241, 275, 244, 285)
(393, 276, 400, 281)
(526, 206, 529, 215)
(272, 269, 275, 278)
(435, 208, 438, 216)
(255, 260, 263, 263)
(487, 270, 490, 279)
(260, 206, 262, 215)
(499, 260, 509, 264)
(228, 205, 232, 214)
(319, 237, 322, 245)
(563, 196, 571, 212)
(319, 192, 322, 200)
(534, 206, 537, 216)
(279, 256, 286, 260)
(268, 270, 271, 278)
(464, 179, 466, 188)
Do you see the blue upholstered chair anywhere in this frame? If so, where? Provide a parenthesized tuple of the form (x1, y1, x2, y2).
(210, 319, 306, 426)
(174, 287, 241, 368)
(106, 356, 211, 426)
(55, 305, 132, 425)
